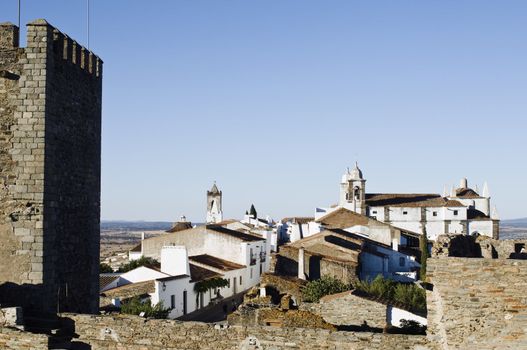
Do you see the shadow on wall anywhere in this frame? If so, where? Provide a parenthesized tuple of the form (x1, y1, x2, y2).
(446, 236, 482, 257)
(58, 316, 92, 350)
(0, 282, 47, 315)
(275, 255, 299, 277)
(308, 256, 321, 280)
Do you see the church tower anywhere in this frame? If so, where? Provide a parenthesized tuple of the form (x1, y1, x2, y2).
(339, 163, 367, 215)
(206, 183, 223, 223)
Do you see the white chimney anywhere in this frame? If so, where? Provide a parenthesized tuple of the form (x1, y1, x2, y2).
(161, 246, 190, 276)
(298, 247, 305, 280)
(460, 178, 468, 189)
(141, 232, 145, 240)
(450, 185, 457, 198)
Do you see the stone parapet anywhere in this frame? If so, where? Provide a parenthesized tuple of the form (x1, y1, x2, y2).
(59, 313, 436, 350)
(427, 258, 527, 349)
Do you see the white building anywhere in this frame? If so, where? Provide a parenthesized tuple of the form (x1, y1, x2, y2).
(315, 164, 499, 240)
(206, 183, 223, 224)
(276, 217, 321, 243)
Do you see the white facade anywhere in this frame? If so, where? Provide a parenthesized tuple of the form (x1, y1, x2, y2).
(318, 166, 499, 240)
(360, 243, 420, 282)
(277, 219, 322, 243)
(387, 305, 427, 328)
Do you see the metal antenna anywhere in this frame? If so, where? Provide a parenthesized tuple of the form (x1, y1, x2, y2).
(18, 0, 21, 29)
(87, 0, 90, 49)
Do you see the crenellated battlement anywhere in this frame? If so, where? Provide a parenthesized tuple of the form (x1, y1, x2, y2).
(0, 19, 102, 78)
(0, 22, 19, 48)
(51, 29, 102, 78)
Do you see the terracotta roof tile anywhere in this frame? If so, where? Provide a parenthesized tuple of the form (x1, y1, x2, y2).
(102, 280, 155, 299)
(206, 225, 264, 242)
(281, 217, 314, 224)
(456, 188, 481, 198)
(189, 254, 245, 272)
(166, 221, 193, 233)
(99, 274, 119, 291)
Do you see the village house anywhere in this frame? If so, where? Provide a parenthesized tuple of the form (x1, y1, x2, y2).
(275, 227, 420, 284)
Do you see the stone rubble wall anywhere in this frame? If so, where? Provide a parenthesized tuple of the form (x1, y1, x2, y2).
(0, 327, 48, 350)
(432, 234, 527, 260)
(426, 258, 527, 350)
(300, 291, 387, 329)
(60, 313, 437, 350)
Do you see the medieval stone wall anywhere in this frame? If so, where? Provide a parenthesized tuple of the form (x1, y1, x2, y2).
(426, 257, 527, 349)
(0, 327, 48, 350)
(59, 313, 436, 350)
(0, 20, 102, 314)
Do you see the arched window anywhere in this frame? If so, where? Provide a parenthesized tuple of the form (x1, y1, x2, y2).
(354, 186, 360, 200)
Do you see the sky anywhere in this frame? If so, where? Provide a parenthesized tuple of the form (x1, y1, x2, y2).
(1, 1, 526, 221)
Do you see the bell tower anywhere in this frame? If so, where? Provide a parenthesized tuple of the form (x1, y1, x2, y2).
(339, 163, 367, 215)
(206, 182, 223, 223)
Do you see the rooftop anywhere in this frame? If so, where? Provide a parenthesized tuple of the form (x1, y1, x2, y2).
(189, 254, 245, 272)
(366, 193, 464, 208)
(206, 224, 264, 242)
(102, 280, 155, 299)
(166, 221, 193, 233)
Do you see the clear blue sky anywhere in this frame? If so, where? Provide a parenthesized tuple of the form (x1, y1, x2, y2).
(2, 1, 526, 221)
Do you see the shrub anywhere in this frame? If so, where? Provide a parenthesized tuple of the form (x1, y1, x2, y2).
(118, 256, 159, 273)
(354, 275, 426, 312)
(399, 319, 426, 335)
(100, 263, 113, 273)
(302, 275, 351, 302)
(120, 296, 168, 319)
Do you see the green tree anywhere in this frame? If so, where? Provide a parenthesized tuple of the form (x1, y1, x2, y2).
(194, 277, 229, 307)
(354, 275, 426, 313)
(118, 256, 159, 273)
(419, 227, 429, 281)
(249, 204, 257, 219)
(100, 263, 113, 273)
(120, 296, 168, 319)
(302, 275, 350, 302)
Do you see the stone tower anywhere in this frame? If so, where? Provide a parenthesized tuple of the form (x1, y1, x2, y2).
(206, 183, 223, 224)
(0, 20, 102, 314)
(339, 163, 367, 215)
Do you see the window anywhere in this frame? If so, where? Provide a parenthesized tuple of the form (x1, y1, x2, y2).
(433, 212, 438, 217)
(227, 278, 231, 288)
(372, 210, 377, 214)
(170, 295, 175, 309)
(403, 211, 408, 215)
(250, 268, 253, 279)
(399, 257, 405, 267)
(240, 276, 243, 285)
(453, 210, 459, 216)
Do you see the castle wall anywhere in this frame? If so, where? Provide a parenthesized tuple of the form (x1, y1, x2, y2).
(59, 313, 437, 350)
(0, 20, 102, 314)
(426, 258, 527, 349)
